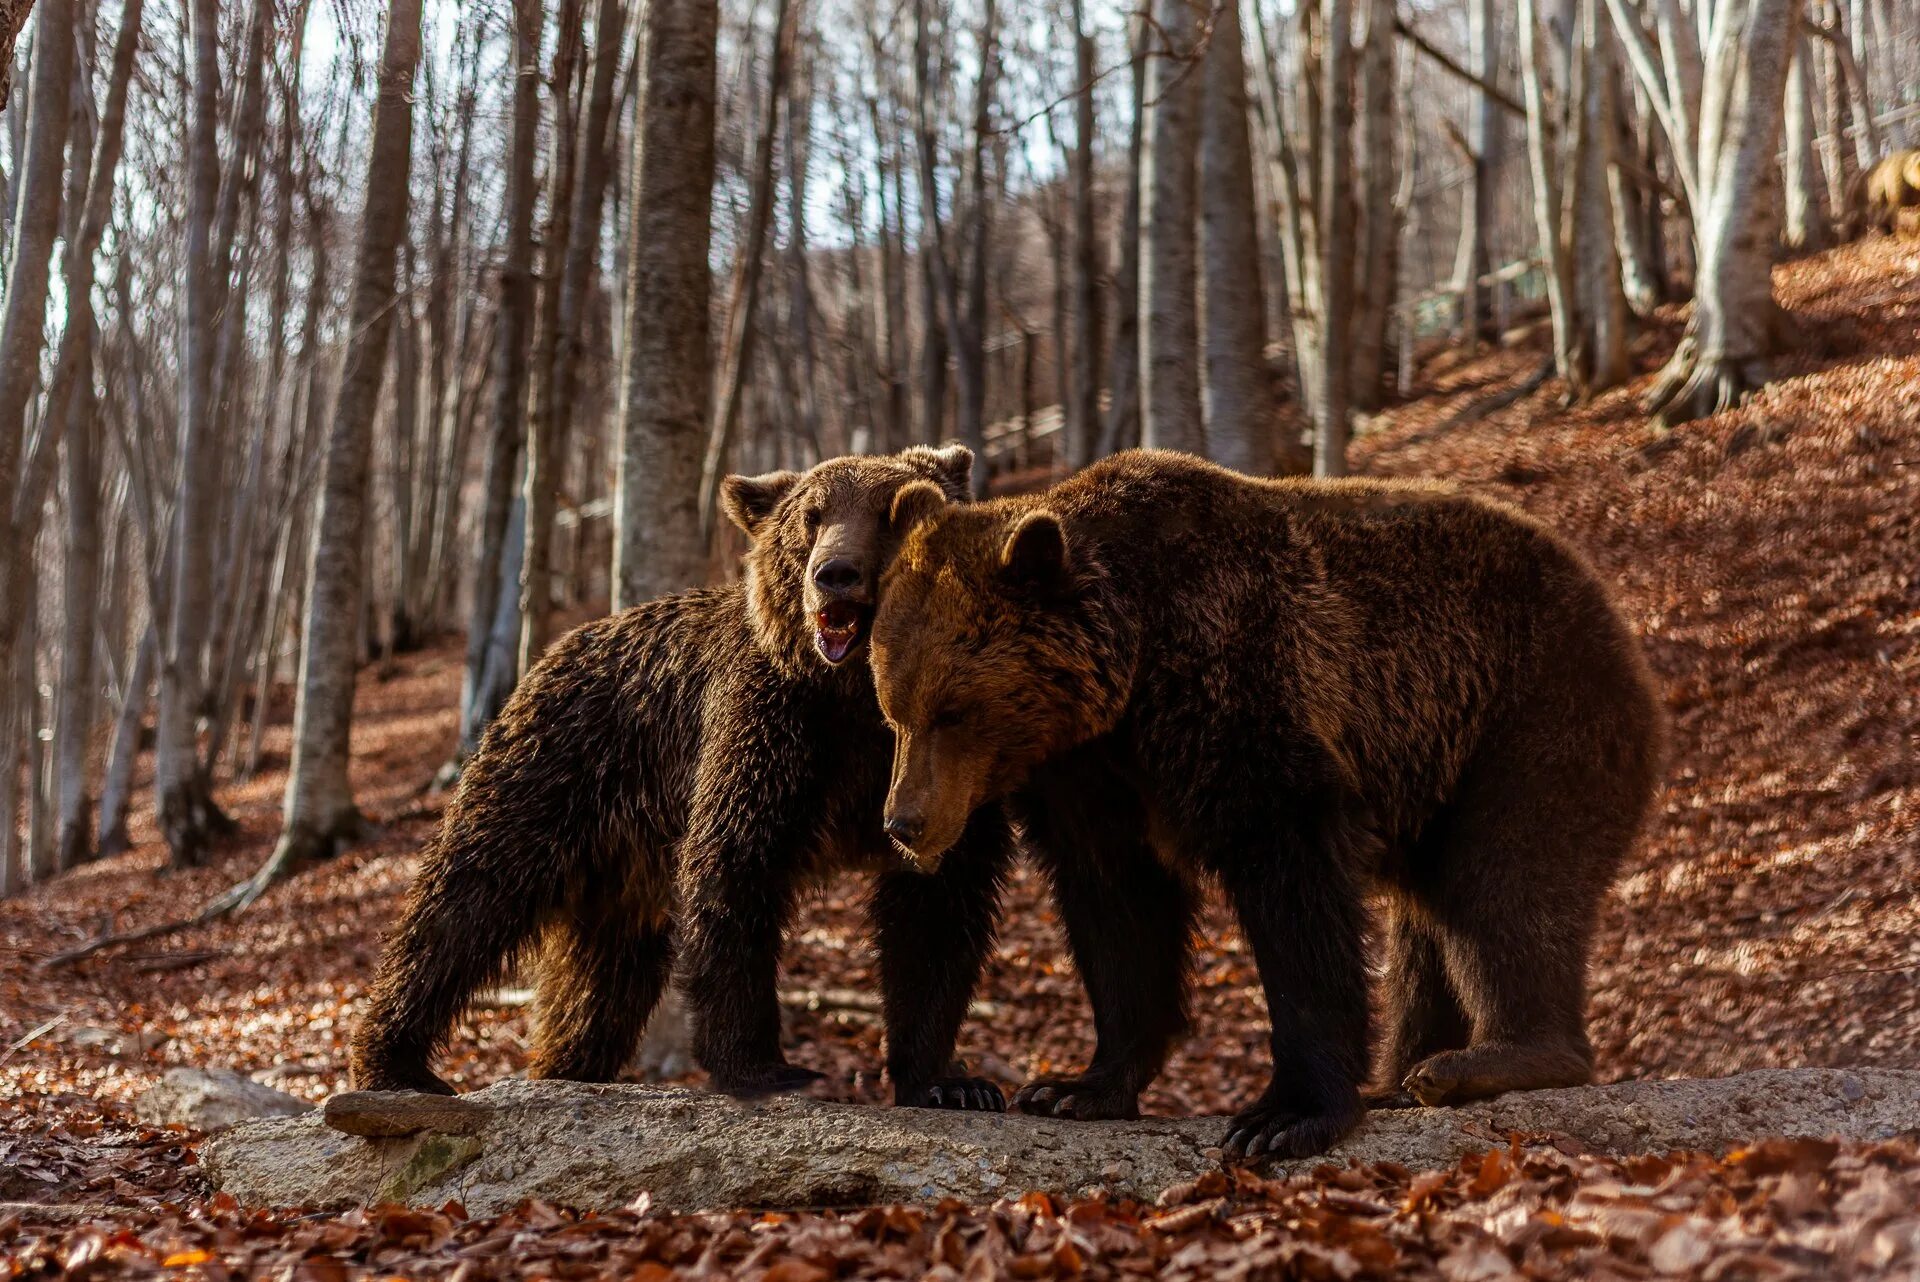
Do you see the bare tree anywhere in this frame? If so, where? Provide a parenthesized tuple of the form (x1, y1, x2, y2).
(457, 0, 542, 758)
(154, 0, 232, 866)
(913, 0, 997, 492)
(1348, 0, 1400, 413)
(1456, 0, 1503, 344)
(1608, 0, 1806, 424)
(699, 0, 795, 531)
(613, 0, 719, 608)
(1200, 0, 1275, 474)
(1313, 0, 1356, 477)
(1100, 12, 1149, 458)
(1065, 0, 1102, 472)
(0, 0, 74, 779)
(230, 0, 422, 909)
(1140, 0, 1204, 454)
(1782, 34, 1829, 249)
(520, 0, 587, 673)
(50, 0, 144, 870)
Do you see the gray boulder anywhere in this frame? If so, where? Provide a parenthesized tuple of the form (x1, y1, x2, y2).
(203, 1067, 1920, 1216)
(135, 1067, 313, 1133)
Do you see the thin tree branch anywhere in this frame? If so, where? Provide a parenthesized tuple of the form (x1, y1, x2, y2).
(1394, 15, 1525, 116)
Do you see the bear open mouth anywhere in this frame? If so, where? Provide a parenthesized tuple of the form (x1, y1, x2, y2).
(814, 600, 872, 665)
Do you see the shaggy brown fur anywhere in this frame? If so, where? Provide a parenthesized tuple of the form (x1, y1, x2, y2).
(350, 447, 1013, 1111)
(871, 450, 1664, 1159)
(1846, 149, 1920, 237)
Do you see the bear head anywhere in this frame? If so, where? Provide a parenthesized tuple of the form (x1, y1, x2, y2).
(721, 445, 976, 677)
(870, 489, 1133, 869)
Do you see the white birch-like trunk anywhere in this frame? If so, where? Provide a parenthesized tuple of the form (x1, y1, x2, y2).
(1643, 0, 1805, 424)
(1782, 34, 1829, 249)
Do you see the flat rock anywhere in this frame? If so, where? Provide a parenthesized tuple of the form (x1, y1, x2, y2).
(135, 1067, 313, 1133)
(203, 1067, 1920, 1216)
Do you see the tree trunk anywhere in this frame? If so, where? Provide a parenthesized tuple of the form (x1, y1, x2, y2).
(613, 0, 718, 610)
(1313, 0, 1356, 477)
(54, 335, 101, 871)
(1065, 0, 1101, 472)
(1609, 67, 1667, 316)
(1782, 34, 1829, 249)
(457, 0, 541, 758)
(1140, 0, 1204, 454)
(0, 0, 74, 773)
(97, 628, 155, 860)
(155, 0, 231, 866)
(1100, 13, 1148, 459)
(1572, 0, 1631, 391)
(1641, 0, 1804, 426)
(1520, 0, 1584, 393)
(1348, 0, 1399, 413)
(1200, 0, 1273, 474)
(1455, 0, 1502, 343)
(699, 0, 793, 532)
(236, 0, 422, 909)
(520, 0, 586, 674)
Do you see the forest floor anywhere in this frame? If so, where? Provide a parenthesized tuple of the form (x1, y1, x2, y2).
(4, 235, 1919, 1278)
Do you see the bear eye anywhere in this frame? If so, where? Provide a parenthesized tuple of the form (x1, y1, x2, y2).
(803, 506, 823, 532)
(930, 708, 965, 731)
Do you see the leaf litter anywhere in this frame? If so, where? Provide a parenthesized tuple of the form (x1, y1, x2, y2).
(4, 238, 1920, 1277)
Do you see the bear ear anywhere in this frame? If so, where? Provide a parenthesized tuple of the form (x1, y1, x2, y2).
(908, 443, 977, 502)
(890, 479, 950, 534)
(720, 470, 801, 539)
(999, 511, 1070, 591)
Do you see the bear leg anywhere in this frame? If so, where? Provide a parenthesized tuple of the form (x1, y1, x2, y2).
(871, 808, 1014, 1111)
(1366, 898, 1470, 1109)
(1399, 698, 1651, 1106)
(527, 905, 676, 1083)
(1012, 790, 1196, 1123)
(349, 834, 559, 1094)
(1215, 837, 1370, 1160)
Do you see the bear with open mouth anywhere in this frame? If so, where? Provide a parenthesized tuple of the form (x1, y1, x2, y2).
(351, 445, 1014, 1113)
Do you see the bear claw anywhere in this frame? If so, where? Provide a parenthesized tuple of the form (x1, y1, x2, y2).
(1013, 1076, 1140, 1121)
(1221, 1101, 1357, 1162)
(1402, 1063, 1457, 1107)
(907, 1076, 1006, 1112)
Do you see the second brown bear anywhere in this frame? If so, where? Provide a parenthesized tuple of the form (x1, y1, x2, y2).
(871, 450, 1664, 1159)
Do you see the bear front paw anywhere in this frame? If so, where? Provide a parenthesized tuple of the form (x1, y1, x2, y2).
(900, 1076, 1006, 1112)
(352, 1063, 457, 1096)
(1360, 1084, 1421, 1110)
(1012, 1074, 1141, 1121)
(711, 1062, 827, 1098)
(1220, 1098, 1358, 1161)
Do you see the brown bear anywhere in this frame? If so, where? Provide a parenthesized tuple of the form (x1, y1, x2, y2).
(869, 450, 1664, 1159)
(349, 446, 1013, 1112)
(1846, 149, 1920, 237)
